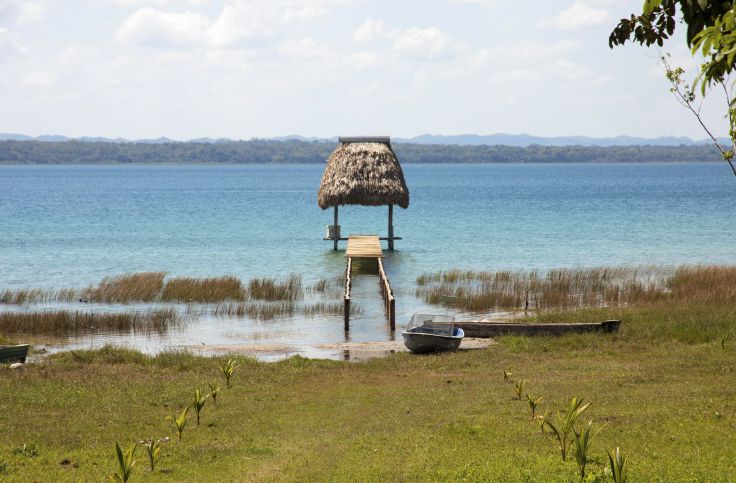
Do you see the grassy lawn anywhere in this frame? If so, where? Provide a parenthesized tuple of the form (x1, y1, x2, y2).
(1, 304, 735, 482)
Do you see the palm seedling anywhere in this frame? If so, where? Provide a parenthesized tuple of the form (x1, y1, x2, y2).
(192, 388, 210, 426)
(527, 394, 544, 419)
(108, 442, 137, 483)
(503, 366, 512, 382)
(541, 396, 591, 461)
(573, 420, 596, 479)
(607, 447, 628, 483)
(513, 380, 528, 400)
(168, 406, 190, 442)
(534, 407, 550, 434)
(220, 359, 240, 388)
(141, 437, 169, 472)
(209, 382, 222, 406)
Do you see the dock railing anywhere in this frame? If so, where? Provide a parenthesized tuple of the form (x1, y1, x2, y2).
(344, 257, 352, 331)
(377, 258, 396, 331)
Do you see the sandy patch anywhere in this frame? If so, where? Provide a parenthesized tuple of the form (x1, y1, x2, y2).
(187, 337, 495, 359)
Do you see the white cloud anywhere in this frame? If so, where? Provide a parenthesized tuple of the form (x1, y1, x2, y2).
(551, 58, 590, 80)
(106, 0, 210, 6)
(489, 68, 540, 86)
(116, 0, 351, 48)
(278, 37, 327, 60)
(353, 18, 385, 43)
(547, 2, 609, 30)
(115, 7, 210, 47)
(0, 27, 25, 57)
(392, 27, 464, 60)
(0, 0, 45, 26)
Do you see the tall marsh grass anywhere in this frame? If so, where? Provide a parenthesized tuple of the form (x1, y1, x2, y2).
(416, 265, 736, 312)
(0, 288, 77, 305)
(0, 309, 180, 335)
(162, 276, 246, 302)
(2, 273, 307, 306)
(213, 301, 356, 320)
(248, 274, 303, 301)
(82, 272, 166, 303)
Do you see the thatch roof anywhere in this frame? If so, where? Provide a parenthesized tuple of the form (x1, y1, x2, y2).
(318, 138, 410, 209)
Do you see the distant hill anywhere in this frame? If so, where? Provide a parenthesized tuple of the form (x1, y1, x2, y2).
(0, 139, 723, 164)
(393, 133, 723, 147)
(0, 132, 728, 147)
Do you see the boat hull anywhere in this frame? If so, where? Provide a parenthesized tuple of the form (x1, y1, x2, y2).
(401, 327, 464, 354)
(0, 344, 29, 363)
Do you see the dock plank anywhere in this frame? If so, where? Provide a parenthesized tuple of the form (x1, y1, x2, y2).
(346, 235, 383, 258)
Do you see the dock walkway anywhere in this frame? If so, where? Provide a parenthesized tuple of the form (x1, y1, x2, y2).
(343, 235, 395, 331)
(346, 235, 383, 258)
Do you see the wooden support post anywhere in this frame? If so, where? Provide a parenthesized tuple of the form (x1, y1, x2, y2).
(344, 257, 352, 331)
(333, 205, 339, 251)
(389, 298, 395, 331)
(387, 204, 394, 251)
(344, 298, 350, 331)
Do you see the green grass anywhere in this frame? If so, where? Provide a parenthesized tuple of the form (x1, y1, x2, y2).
(1, 317, 734, 481)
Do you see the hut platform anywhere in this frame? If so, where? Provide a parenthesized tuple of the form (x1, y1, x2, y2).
(346, 235, 383, 258)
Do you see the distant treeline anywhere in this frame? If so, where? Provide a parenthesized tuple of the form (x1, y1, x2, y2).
(0, 139, 724, 164)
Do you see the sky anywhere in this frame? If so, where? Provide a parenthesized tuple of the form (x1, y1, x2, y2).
(0, 0, 730, 140)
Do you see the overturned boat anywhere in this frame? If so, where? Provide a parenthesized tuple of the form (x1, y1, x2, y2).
(402, 314, 464, 354)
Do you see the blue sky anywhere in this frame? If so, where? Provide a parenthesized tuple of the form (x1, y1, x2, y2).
(0, 0, 728, 140)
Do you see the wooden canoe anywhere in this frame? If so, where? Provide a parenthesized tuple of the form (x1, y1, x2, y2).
(0, 344, 29, 363)
(455, 320, 620, 338)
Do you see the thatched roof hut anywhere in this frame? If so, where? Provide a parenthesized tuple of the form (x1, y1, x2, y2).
(318, 137, 409, 209)
(319, 137, 409, 250)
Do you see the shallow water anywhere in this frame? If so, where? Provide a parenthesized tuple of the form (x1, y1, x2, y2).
(2, 162, 735, 358)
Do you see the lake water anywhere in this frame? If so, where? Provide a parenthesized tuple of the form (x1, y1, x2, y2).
(2, 163, 735, 358)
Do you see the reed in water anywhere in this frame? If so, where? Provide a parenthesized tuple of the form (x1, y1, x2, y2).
(248, 274, 303, 301)
(81, 272, 166, 303)
(162, 276, 246, 302)
(416, 265, 736, 312)
(0, 308, 180, 335)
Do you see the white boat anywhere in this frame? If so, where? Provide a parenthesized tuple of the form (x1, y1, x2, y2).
(402, 314, 464, 354)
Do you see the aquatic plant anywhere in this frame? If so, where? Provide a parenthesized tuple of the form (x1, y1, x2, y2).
(168, 407, 190, 442)
(248, 274, 303, 301)
(512, 380, 527, 400)
(526, 394, 544, 419)
(108, 442, 137, 483)
(192, 388, 210, 426)
(0, 288, 76, 305)
(607, 447, 628, 483)
(209, 382, 221, 406)
(140, 437, 168, 472)
(573, 420, 596, 479)
(220, 359, 240, 388)
(541, 396, 591, 461)
(417, 264, 736, 313)
(84, 272, 165, 303)
(162, 276, 246, 302)
(212, 301, 359, 321)
(0, 309, 180, 335)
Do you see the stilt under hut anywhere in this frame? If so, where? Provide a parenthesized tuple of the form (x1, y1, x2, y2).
(318, 136, 410, 251)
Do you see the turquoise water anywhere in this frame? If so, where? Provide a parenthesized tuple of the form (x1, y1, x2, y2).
(1, 162, 734, 357)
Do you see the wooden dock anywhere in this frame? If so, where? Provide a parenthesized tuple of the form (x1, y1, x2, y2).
(344, 235, 395, 331)
(346, 235, 383, 258)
